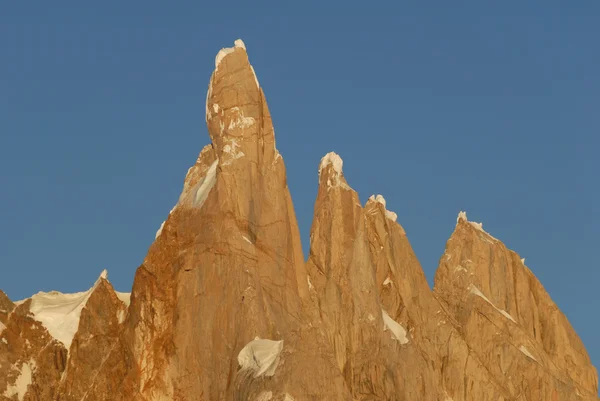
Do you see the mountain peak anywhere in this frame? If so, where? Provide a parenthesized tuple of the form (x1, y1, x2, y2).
(318, 152, 352, 192)
(205, 39, 278, 170)
(367, 194, 398, 222)
(1, 40, 597, 401)
(215, 38, 247, 69)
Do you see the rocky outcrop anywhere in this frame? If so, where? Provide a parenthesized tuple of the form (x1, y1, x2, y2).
(0, 40, 597, 401)
(0, 300, 66, 401)
(433, 213, 598, 400)
(305, 153, 441, 400)
(0, 272, 130, 401)
(114, 39, 350, 401)
(57, 276, 129, 401)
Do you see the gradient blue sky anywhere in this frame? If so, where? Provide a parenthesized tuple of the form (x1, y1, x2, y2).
(1, 2, 598, 371)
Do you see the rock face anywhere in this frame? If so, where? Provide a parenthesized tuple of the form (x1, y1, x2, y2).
(0, 40, 597, 401)
(433, 214, 598, 400)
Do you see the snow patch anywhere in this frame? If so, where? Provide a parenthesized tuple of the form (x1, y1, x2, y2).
(2, 338, 7, 344)
(374, 194, 386, 207)
(242, 235, 252, 244)
(212, 104, 219, 114)
(190, 159, 218, 208)
(0, 321, 5, 334)
(213, 38, 249, 70)
(385, 210, 398, 222)
(318, 152, 351, 191)
(456, 211, 498, 242)
(250, 65, 260, 88)
(155, 221, 165, 239)
(3, 359, 34, 401)
(27, 271, 109, 349)
(117, 309, 126, 324)
(383, 277, 392, 286)
(469, 285, 516, 323)
(215, 47, 235, 68)
(519, 345, 537, 361)
(116, 292, 131, 307)
(381, 309, 409, 344)
(307, 275, 314, 291)
(237, 337, 283, 378)
(367, 313, 376, 322)
(369, 195, 398, 222)
(521, 258, 526, 265)
(319, 152, 343, 177)
(234, 39, 246, 50)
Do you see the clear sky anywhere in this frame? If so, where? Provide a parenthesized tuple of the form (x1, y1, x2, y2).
(1, 2, 598, 372)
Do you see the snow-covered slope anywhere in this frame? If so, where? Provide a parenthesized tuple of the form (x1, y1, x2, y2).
(22, 270, 130, 349)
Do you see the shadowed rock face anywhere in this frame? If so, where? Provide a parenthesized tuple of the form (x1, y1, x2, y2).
(0, 40, 597, 401)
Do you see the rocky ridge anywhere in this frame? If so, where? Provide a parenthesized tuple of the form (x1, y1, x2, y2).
(0, 40, 597, 401)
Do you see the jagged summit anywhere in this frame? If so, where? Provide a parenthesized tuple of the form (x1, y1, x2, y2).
(215, 38, 247, 68)
(318, 151, 344, 177)
(318, 151, 352, 192)
(1, 40, 597, 401)
(11, 269, 129, 349)
(367, 194, 398, 222)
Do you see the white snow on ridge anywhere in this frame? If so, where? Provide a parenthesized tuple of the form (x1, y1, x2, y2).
(28, 273, 104, 349)
(237, 337, 283, 378)
(381, 309, 409, 344)
(469, 284, 516, 323)
(456, 211, 498, 242)
(25, 270, 130, 350)
(155, 221, 165, 239)
(369, 194, 398, 222)
(3, 359, 34, 401)
(318, 152, 351, 191)
(385, 209, 397, 222)
(215, 48, 235, 69)
(250, 65, 260, 88)
(215, 39, 247, 69)
(234, 39, 246, 50)
(374, 194, 387, 208)
(318, 152, 344, 177)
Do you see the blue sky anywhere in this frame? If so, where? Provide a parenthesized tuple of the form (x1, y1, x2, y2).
(1, 2, 598, 370)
